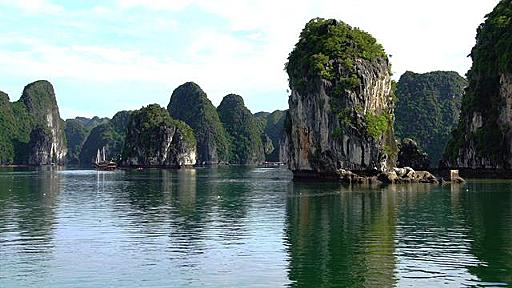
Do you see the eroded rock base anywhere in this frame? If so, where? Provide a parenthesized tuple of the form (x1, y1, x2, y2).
(293, 167, 464, 185)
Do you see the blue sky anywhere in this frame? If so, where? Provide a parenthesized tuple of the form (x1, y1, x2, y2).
(0, 0, 500, 119)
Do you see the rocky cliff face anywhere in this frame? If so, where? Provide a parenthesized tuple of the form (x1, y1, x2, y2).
(0, 81, 69, 165)
(217, 94, 265, 164)
(167, 82, 229, 165)
(28, 127, 55, 165)
(443, 1, 512, 169)
(255, 110, 287, 162)
(21, 81, 67, 165)
(15, 81, 68, 165)
(395, 71, 466, 167)
(122, 104, 196, 167)
(283, 18, 397, 178)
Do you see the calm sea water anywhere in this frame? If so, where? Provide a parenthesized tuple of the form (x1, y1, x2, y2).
(0, 167, 510, 287)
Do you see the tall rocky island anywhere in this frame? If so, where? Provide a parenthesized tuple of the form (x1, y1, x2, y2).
(395, 71, 466, 167)
(283, 18, 397, 179)
(444, 0, 512, 169)
(0, 80, 67, 165)
(168, 82, 230, 165)
(122, 104, 196, 167)
(218, 94, 265, 164)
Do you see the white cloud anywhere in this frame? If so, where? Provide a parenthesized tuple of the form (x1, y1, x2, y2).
(118, 0, 499, 81)
(118, 0, 194, 11)
(0, 0, 503, 118)
(188, 0, 499, 79)
(92, 6, 111, 15)
(0, 0, 63, 14)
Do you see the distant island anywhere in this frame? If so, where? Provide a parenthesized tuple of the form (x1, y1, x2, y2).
(0, 0, 510, 181)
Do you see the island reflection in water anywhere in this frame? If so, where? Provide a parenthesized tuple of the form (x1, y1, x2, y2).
(0, 167, 510, 287)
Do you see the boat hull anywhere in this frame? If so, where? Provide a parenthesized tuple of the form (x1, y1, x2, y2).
(94, 162, 117, 171)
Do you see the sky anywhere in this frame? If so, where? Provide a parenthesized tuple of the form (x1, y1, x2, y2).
(0, 0, 501, 119)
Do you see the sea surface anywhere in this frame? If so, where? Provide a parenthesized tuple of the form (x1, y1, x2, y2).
(0, 167, 510, 287)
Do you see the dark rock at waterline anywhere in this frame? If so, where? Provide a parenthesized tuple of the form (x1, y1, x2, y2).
(398, 138, 431, 170)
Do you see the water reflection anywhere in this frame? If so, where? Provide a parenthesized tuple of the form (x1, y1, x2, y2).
(285, 182, 397, 287)
(0, 168, 511, 287)
(461, 181, 512, 285)
(0, 167, 60, 283)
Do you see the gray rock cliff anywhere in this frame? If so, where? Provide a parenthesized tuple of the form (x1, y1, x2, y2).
(283, 18, 397, 178)
(21, 81, 67, 165)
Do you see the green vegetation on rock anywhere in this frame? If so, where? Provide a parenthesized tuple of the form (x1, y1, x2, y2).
(365, 112, 391, 139)
(168, 82, 230, 164)
(254, 110, 287, 162)
(0, 81, 67, 165)
(122, 104, 196, 167)
(79, 111, 132, 165)
(64, 119, 88, 164)
(74, 116, 109, 130)
(0, 91, 17, 163)
(127, 105, 195, 152)
(285, 17, 397, 172)
(286, 18, 394, 141)
(395, 71, 466, 167)
(286, 18, 387, 95)
(444, 0, 512, 166)
(217, 94, 265, 164)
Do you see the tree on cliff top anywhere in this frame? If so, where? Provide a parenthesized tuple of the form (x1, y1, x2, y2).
(217, 94, 265, 164)
(286, 18, 387, 95)
(168, 82, 230, 164)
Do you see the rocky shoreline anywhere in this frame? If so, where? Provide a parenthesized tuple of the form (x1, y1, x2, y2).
(294, 167, 466, 185)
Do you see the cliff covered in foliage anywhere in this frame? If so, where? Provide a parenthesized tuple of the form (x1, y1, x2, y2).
(283, 18, 397, 178)
(168, 82, 230, 165)
(395, 71, 466, 167)
(0, 81, 67, 165)
(218, 94, 265, 164)
(122, 104, 196, 167)
(255, 110, 287, 162)
(444, 0, 512, 169)
(79, 111, 132, 165)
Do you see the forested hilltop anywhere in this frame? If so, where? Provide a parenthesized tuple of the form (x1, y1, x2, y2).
(395, 71, 466, 167)
(167, 82, 230, 165)
(0, 81, 66, 165)
(0, 80, 287, 167)
(443, 0, 512, 169)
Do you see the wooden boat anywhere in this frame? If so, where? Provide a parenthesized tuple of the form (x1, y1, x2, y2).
(94, 147, 117, 171)
(259, 162, 286, 168)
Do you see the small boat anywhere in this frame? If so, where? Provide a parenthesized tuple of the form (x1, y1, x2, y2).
(259, 162, 286, 168)
(94, 147, 117, 171)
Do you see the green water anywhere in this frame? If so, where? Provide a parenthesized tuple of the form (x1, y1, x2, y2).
(0, 167, 510, 287)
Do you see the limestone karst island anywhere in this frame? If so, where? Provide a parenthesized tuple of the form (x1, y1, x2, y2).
(1, 0, 511, 287)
